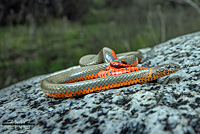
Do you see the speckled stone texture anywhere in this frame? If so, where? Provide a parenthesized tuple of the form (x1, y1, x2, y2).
(0, 32, 200, 134)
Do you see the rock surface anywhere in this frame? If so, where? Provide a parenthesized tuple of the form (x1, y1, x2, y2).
(0, 32, 200, 134)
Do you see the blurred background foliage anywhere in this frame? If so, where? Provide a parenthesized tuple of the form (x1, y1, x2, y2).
(0, 0, 200, 89)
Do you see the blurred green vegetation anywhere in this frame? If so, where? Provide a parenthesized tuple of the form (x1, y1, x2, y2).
(0, 0, 200, 89)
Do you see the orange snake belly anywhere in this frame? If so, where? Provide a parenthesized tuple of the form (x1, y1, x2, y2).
(40, 47, 180, 98)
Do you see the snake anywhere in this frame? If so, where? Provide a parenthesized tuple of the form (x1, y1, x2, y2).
(40, 47, 180, 98)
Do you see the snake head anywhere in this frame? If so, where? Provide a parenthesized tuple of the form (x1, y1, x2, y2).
(152, 63, 180, 77)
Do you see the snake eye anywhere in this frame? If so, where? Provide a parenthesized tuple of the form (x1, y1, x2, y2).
(166, 65, 171, 68)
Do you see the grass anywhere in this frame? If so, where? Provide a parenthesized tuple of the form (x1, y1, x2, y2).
(0, 6, 200, 89)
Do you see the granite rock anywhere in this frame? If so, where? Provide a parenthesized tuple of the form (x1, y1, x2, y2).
(0, 32, 200, 134)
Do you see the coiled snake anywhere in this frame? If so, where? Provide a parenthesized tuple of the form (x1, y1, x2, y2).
(41, 47, 180, 98)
